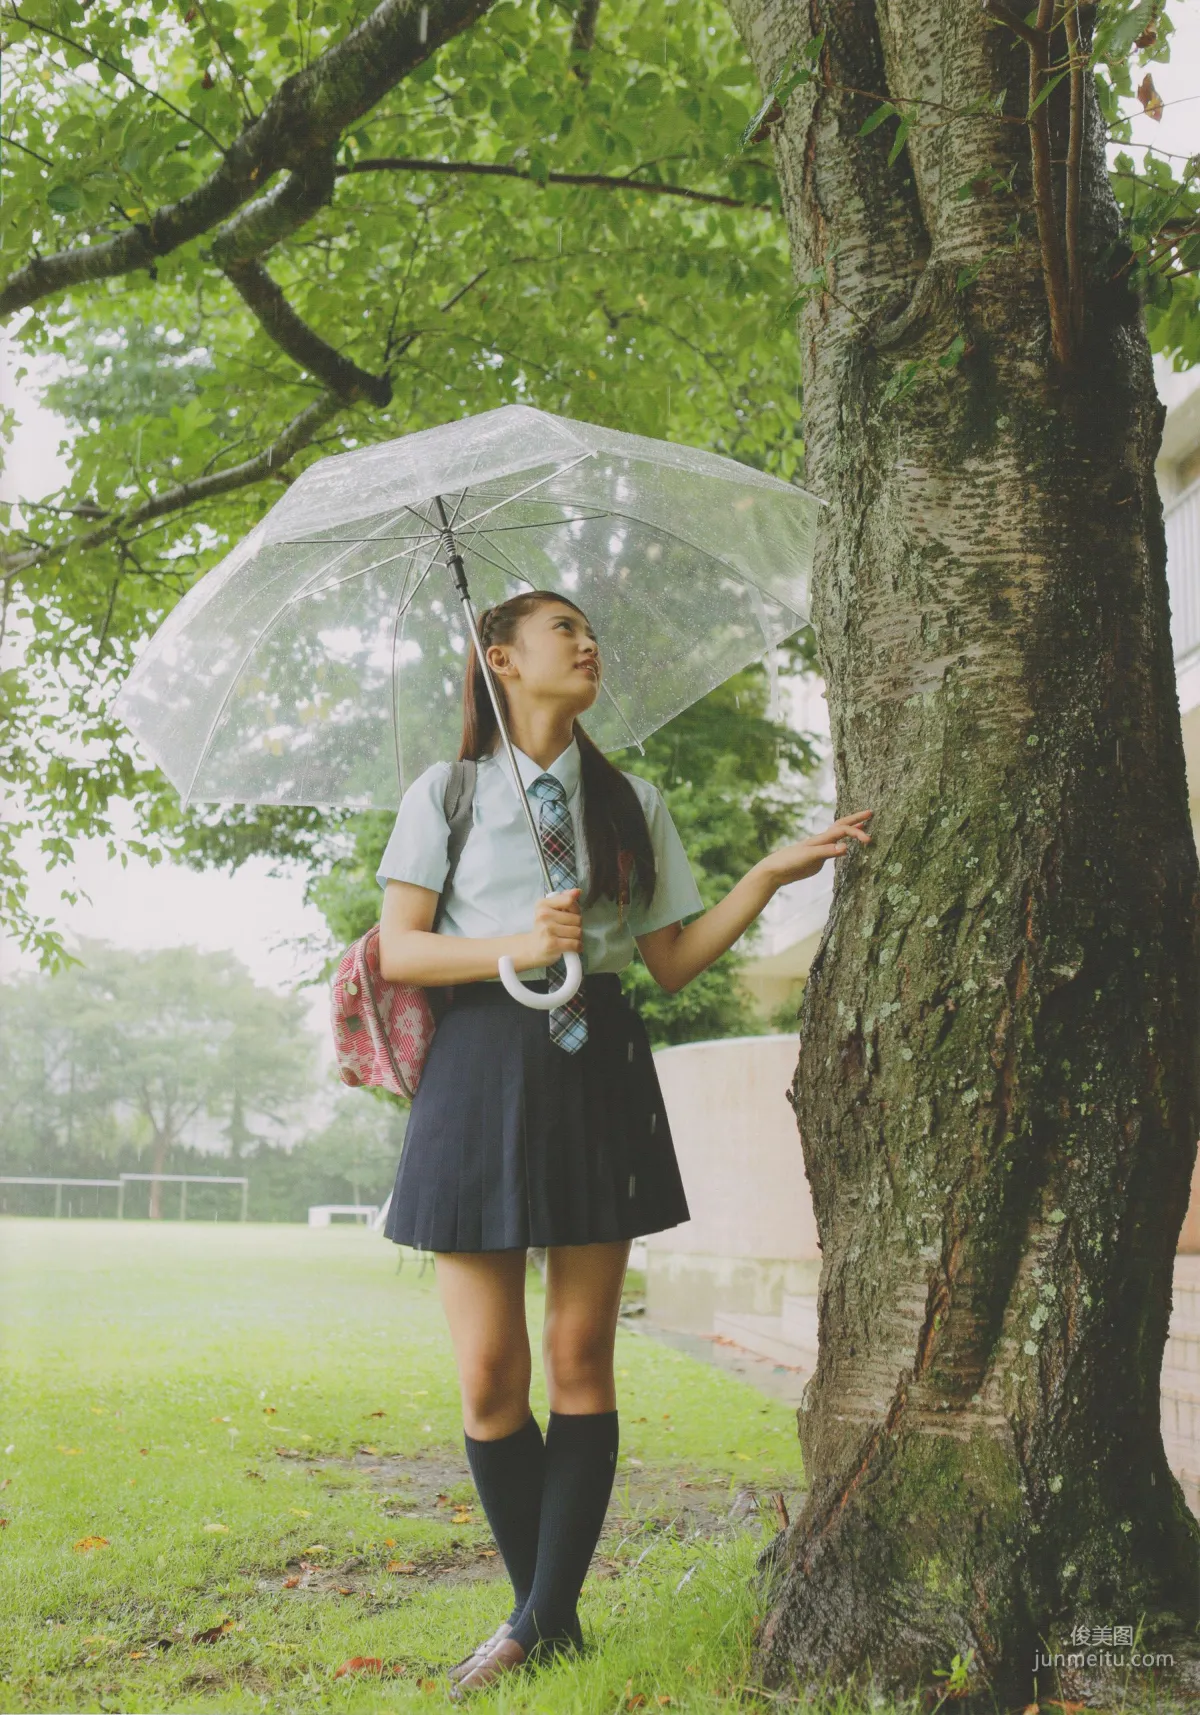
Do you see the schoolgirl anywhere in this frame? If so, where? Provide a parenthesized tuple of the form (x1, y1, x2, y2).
(375, 590, 872, 1693)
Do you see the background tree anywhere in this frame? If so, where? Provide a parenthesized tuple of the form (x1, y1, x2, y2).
(0, 940, 315, 1214)
(722, 0, 1200, 1706)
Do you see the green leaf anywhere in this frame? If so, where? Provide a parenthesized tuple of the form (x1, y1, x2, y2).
(47, 183, 84, 213)
(858, 102, 896, 137)
(1027, 67, 1070, 119)
(886, 111, 914, 167)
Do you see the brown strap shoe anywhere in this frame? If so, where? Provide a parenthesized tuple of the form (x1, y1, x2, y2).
(447, 1635, 528, 1698)
(447, 1621, 512, 1683)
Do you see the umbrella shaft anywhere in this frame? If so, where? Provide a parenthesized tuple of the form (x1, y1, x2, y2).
(435, 496, 556, 899)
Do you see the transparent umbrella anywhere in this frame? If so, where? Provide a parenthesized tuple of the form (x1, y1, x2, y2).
(113, 404, 825, 1007)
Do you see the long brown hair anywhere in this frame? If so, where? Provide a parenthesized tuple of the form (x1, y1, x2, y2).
(457, 590, 657, 911)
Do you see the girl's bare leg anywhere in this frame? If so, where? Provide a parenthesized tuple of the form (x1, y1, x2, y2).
(542, 1239, 631, 1412)
(434, 1248, 532, 1437)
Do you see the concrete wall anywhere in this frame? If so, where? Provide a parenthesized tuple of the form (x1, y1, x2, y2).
(646, 1035, 821, 1330)
(649, 1035, 1200, 1333)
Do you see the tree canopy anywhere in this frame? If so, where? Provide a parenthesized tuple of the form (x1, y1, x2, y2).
(0, 0, 1194, 974)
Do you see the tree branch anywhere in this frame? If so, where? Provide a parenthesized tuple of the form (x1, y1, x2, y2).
(1063, 0, 1085, 346)
(223, 259, 392, 404)
(0, 393, 343, 580)
(0, 0, 497, 319)
(209, 146, 338, 267)
(570, 0, 601, 82)
(206, 146, 390, 405)
(982, 0, 1074, 367)
(339, 156, 772, 211)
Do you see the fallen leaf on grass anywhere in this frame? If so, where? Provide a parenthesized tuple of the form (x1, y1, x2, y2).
(263, 1405, 277, 1415)
(387, 1559, 418, 1574)
(0, 1518, 7, 1528)
(358, 1444, 378, 1455)
(1022, 1706, 1040, 1715)
(275, 1446, 303, 1458)
(334, 1657, 384, 1677)
(366, 1410, 387, 1418)
(73, 1536, 109, 1552)
(210, 1416, 231, 1424)
(337, 1585, 354, 1595)
(193, 1621, 237, 1644)
(303, 1543, 331, 1554)
(0, 1478, 9, 1490)
(201, 1521, 229, 1533)
(57, 1446, 81, 1456)
(128, 1650, 148, 1659)
(478, 1548, 497, 1557)
(626, 1697, 647, 1709)
(657, 1699, 674, 1707)
(384, 1537, 396, 1547)
(282, 1576, 301, 1589)
(450, 1508, 474, 1524)
(244, 1469, 265, 1482)
(288, 1507, 312, 1518)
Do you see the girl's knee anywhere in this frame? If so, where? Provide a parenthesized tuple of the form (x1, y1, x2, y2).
(542, 1316, 614, 1400)
(459, 1346, 531, 1435)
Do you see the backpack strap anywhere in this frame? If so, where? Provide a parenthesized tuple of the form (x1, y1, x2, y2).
(432, 759, 477, 932)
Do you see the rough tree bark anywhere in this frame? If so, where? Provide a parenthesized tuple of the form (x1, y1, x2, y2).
(724, 2, 1200, 1708)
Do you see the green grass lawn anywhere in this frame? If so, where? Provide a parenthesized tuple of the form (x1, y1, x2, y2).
(0, 1219, 820, 1715)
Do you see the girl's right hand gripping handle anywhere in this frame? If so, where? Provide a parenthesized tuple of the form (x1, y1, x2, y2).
(497, 889, 585, 1009)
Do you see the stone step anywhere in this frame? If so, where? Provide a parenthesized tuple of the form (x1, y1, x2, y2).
(781, 1293, 818, 1349)
(711, 1310, 817, 1371)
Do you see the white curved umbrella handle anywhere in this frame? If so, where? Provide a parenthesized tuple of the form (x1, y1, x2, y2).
(497, 951, 584, 1010)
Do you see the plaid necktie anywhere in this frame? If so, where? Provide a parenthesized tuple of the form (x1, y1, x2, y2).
(527, 772, 588, 1054)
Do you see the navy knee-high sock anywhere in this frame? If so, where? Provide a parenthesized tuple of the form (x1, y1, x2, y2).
(463, 1413, 546, 1627)
(508, 1408, 619, 1657)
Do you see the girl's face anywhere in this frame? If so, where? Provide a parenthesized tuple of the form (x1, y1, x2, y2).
(488, 602, 601, 712)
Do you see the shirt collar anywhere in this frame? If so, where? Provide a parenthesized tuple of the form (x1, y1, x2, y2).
(487, 734, 581, 798)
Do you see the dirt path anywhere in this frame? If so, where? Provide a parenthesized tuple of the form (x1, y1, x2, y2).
(255, 1447, 803, 1604)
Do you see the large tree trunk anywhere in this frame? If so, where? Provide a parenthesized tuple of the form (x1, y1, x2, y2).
(725, 2, 1200, 1707)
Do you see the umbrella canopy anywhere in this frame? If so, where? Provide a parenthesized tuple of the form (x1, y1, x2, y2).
(113, 404, 825, 809)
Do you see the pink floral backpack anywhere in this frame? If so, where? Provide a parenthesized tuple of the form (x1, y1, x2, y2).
(330, 761, 477, 1099)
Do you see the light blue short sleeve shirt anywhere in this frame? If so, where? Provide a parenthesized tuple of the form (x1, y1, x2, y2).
(375, 735, 704, 982)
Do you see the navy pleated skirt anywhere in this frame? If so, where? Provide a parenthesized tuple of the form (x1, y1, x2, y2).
(382, 972, 691, 1253)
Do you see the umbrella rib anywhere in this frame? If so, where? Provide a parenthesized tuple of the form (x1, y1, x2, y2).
(180, 518, 415, 806)
(452, 507, 609, 540)
(448, 453, 595, 536)
(280, 537, 440, 602)
(389, 540, 442, 799)
(579, 504, 810, 626)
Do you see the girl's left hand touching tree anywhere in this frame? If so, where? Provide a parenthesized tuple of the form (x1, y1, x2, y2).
(762, 809, 873, 886)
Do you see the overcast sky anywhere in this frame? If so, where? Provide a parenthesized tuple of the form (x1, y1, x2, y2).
(1, 18, 1198, 1035)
